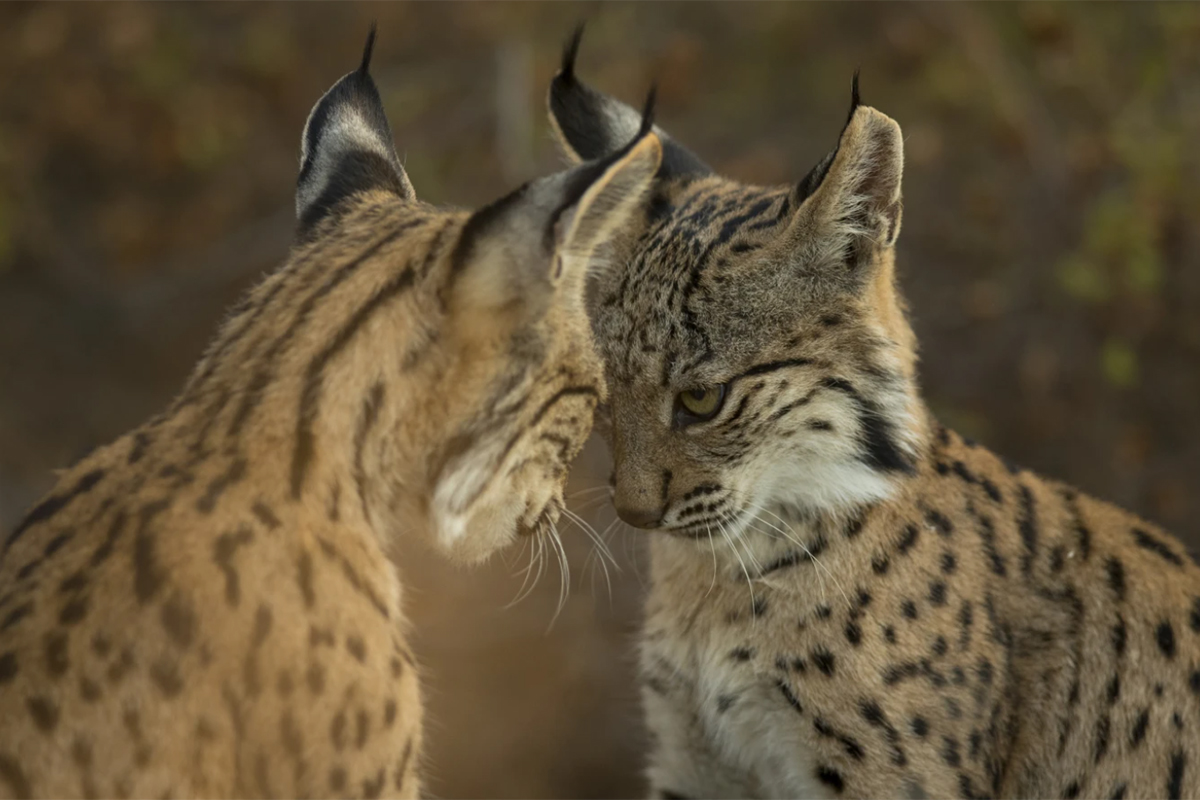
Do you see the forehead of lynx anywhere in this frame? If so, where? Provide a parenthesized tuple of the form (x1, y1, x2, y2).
(593, 177, 877, 391)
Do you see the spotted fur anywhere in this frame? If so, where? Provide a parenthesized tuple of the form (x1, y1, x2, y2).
(550, 31, 1200, 800)
(0, 30, 662, 799)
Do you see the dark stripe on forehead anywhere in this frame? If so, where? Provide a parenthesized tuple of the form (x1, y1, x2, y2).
(736, 358, 814, 382)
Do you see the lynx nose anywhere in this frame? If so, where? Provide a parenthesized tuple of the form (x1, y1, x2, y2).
(614, 504, 663, 530)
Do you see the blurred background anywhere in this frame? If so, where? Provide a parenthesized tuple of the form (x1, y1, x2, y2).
(1, 3, 1199, 797)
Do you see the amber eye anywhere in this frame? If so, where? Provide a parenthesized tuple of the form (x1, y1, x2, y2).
(676, 384, 727, 424)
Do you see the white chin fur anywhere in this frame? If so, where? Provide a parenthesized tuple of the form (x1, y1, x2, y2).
(762, 455, 897, 517)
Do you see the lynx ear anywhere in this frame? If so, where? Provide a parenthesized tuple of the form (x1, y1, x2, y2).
(447, 92, 661, 316)
(547, 24, 709, 179)
(786, 73, 904, 273)
(296, 25, 415, 238)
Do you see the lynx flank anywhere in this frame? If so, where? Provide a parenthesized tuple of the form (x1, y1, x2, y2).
(549, 30, 1200, 800)
(0, 31, 662, 799)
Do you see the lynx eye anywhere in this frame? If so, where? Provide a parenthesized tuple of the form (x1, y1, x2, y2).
(676, 384, 727, 424)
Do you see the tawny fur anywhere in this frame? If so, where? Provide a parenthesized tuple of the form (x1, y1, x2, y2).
(0, 49, 664, 798)
(549, 43, 1200, 800)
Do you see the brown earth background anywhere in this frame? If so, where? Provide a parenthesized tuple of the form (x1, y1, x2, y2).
(2, 3, 1199, 797)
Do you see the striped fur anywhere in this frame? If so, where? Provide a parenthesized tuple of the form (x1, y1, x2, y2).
(551, 32, 1200, 800)
(0, 32, 661, 799)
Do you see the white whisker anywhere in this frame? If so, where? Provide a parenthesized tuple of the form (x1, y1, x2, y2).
(506, 531, 545, 608)
(750, 502, 849, 610)
(717, 518, 756, 612)
(561, 506, 616, 602)
(545, 523, 571, 632)
(703, 519, 718, 600)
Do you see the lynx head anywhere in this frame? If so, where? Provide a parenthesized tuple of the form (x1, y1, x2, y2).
(293, 28, 663, 563)
(547, 29, 926, 541)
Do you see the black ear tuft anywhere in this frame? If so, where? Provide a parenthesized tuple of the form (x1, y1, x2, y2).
(548, 29, 708, 179)
(794, 70, 864, 207)
(359, 22, 378, 76)
(296, 25, 414, 240)
(847, 68, 861, 128)
(560, 22, 585, 85)
(639, 84, 657, 137)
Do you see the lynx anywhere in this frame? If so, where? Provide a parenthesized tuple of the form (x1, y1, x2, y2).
(549, 29, 1200, 800)
(0, 30, 661, 799)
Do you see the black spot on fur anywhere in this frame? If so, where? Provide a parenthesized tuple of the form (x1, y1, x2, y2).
(812, 647, 836, 676)
(6, 468, 106, 553)
(883, 662, 920, 685)
(1016, 485, 1038, 575)
(925, 507, 954, 536)
(297, 551, 316, 609)
(844, 514, 864, 538)
(898, 524, 920, 554)
(1130, 708, 1150, 748)
(776, 678, 804, 714)
(816, 766, 845, 794)
(363, 767, 387, 800)
(329, 767, 347, 792)
(251, 501, 281, 530)
(0, 652, 17, 685)
(1112, 617, 1127, 656)
(1106, 557, 1126, 601)
(730, 646, 754, 662)
(132, 500, 171, 604)
(0, 755, 32, 799)
(911, 717, 929, 737)
(1158, 621, 1177, 658)
(929, 581, 948, 606)
(1133, 527, 1185, 566)
(27, 695, 59, 732)
(1168, 751, 1186, 800)
(330, 711, 347, 751)
(960, 773, 985, 800)
(901, 600, 918, 620)
(347, 635, 367, 663)
(1095, 714, 1110, 763)
(150, 658, 184, 697)
(58, 596, 88, 626)
(43, 531, 74, 558)
(942, 736, 962, 768)
(160, 594, 197, 650)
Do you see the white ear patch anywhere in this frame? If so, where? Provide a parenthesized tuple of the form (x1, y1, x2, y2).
(297, 103, 400, 218)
